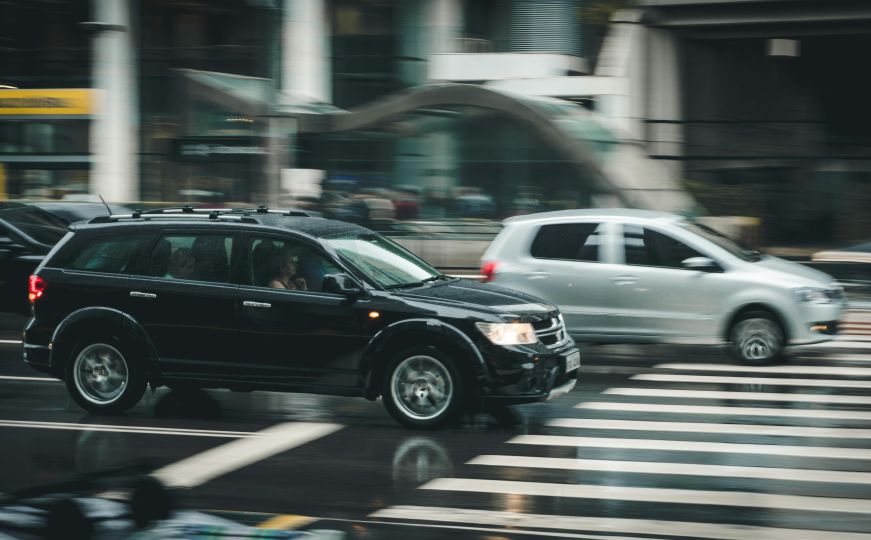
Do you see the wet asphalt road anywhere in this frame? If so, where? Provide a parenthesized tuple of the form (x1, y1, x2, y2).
(1, 337, 871, 539)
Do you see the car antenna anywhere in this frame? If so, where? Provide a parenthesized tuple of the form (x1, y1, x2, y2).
(98, 194, 112, 216)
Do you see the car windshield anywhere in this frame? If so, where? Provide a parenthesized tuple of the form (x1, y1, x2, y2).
(0, 206, 68, 245)
(680, 221, 762, 262)
(325, 230, 442, 288)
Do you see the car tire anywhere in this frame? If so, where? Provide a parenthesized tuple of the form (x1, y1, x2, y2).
(729, 310, 785, 365)
(382, 345, 465, 429)
(64, 336, 147, 414)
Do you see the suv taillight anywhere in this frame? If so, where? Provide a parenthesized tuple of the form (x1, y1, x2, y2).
(28, 275, 45, 303)
(480, 261, 499, 283)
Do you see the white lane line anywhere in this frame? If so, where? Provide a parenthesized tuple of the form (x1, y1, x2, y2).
(577, 401, 871, 421)
(510, 435, 871, 460)
(546, 418, 871, 439)
(152, 421, 342, 489)
(816, 354, 871, 362)
(421, 478, 871, 514)
(0, 419, 255, 438)
(605, 388, 871, 405)
(632, 373, 871, 389)
(468, 455, 871, 485)
(370, 506, 871, 540)
(0, 375, 59, 382)
(805, 341, 871, 350)
(655, 363, 871, 376)
(0, 340, 22, 345)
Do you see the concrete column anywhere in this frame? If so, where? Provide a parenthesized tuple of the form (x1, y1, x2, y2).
(645, 27, 684, 177)
(90, 0, 138, 202)
(282, 0, 330, 103)
(426, 0, 462, 55)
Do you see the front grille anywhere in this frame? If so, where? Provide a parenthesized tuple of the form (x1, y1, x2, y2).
(534, 316, 570, 349)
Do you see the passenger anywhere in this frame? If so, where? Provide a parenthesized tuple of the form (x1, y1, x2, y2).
(165, 247, 195, 280)
(268, 246, 308, 290)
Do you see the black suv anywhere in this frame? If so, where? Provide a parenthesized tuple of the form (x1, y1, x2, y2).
(23, 207, 579, 428)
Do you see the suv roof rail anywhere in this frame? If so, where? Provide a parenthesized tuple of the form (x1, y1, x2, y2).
(86, 204, 314, 224)
(87, 212, 259, 224)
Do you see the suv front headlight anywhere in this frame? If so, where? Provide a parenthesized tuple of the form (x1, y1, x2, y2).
(793, 287, 831, 304)
(475, 322, 538, 345)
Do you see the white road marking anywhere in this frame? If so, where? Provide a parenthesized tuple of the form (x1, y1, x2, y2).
(152, 421, 342, 488)
(577, 401, 871, 421)
(0, 375, 59, 382)
(655, 363, 871, 376)
(0, 340, 23, 345)
(813, 354, 871, 362)
(0, 419, 254, 438)
(510, 434, 871, 460)
(468, 455, 871, 485)
(605, 387, 871, 405)
(632, 373, 871, 389)
(421, 478, 871, 514)
(546, 418, 871, 439)
(370, 506, 871, 540)
(804, 341, 871, 349)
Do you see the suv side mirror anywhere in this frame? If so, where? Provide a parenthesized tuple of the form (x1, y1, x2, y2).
(682, 256, 720, 272)
(322, 273, 364, 297)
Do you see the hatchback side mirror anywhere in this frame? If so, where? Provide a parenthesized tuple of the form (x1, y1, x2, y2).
(682, 256, 720, 272)
(322, 273, 365, 297)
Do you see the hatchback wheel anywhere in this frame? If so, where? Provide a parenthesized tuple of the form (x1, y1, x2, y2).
(729, 311, 784, 364)
(65, 338, 147, 413)
(382, 346, 464, 429)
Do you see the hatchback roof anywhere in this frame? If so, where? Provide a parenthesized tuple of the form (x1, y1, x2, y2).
(504, 208, 683, 224)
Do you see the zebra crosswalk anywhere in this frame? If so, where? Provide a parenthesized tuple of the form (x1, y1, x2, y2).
(370, 351, 871, 539)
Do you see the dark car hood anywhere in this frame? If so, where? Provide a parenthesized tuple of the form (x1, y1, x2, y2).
(396, 279, 558, 320)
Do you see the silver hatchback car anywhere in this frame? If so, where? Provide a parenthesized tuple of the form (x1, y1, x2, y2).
(481, 209, 846, 363)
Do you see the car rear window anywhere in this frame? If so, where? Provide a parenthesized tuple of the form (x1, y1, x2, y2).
(530, 222, 603, 262)
(63, 236, 150, 274)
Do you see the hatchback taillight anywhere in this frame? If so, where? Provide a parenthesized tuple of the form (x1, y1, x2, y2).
(480, 261, 499, 283)
(28, 275, 45, 303)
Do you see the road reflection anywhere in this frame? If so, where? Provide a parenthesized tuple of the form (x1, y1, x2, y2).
(391, 437, 453, 490)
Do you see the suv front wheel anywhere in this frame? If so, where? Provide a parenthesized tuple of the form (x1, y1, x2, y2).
(65, 338, 147, 413)
(382, 346, 464, 429)
(729, 311, 784, 365)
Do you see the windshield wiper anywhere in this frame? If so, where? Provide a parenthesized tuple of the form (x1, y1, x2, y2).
(384, 275, 453, 290)
(421, 274, 453, 284)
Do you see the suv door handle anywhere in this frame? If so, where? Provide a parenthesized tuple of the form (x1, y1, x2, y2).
(243, 301, 272, 309)
(611, 275, 637, 286)
(525, 270, 549, 280)
(129, 291, 157, 299)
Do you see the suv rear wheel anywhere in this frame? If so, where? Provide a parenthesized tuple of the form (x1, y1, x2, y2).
(65, 338, 147, 413)
(729, 310, 785, 364)
(382, 346, 464, 429)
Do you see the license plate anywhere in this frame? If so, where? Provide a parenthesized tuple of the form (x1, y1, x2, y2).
(565, 351, 580, 373)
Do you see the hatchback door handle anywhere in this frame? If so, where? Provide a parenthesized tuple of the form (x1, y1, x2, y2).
(129, 291, 157, 299)
(611, 275, 637, 286)
(243, 301, 271, 308)
(526, 270, 549, 280)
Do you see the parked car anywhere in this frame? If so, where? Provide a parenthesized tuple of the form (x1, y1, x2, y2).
(481, 209, 846, 364)
(0, 202, 70, 315)
(23, 207, 579, 428)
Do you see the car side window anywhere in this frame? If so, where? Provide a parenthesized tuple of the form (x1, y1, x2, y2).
(140, 234, 233, 283)
(64, 236, 149, 274)
(530, 222, 603, 262)
(622, 225, 703, 269)
(247, 237, 341, 293)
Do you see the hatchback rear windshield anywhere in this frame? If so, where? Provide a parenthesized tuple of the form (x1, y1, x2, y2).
(0, 206, 68, 245)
